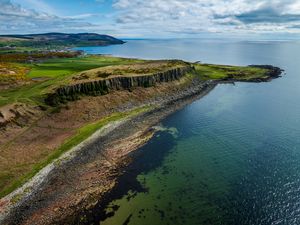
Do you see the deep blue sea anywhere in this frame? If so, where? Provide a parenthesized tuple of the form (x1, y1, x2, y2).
(76, 39, 300, 225)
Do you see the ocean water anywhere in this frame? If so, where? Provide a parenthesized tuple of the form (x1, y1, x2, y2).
(76, 39, 300, 225)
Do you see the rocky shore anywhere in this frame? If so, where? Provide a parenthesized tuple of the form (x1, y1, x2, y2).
(0, 75, 216, 224)
(0, 64, 283, 225)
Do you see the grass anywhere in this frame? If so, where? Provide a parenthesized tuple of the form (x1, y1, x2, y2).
(27, 56, 141, 78)
(0, 106, 151, 198)
(0, 55, 143, 107)
(0, 58, 270, 107)
(194, 63, 269, 80)
(76, 60, 187, 80)
(0, 47, 37, 54)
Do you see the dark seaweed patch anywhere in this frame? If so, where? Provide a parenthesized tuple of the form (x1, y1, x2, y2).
(73, 131, 176, 224)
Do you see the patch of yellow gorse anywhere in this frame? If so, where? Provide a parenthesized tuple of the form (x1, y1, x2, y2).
(0, 63, 28, 83)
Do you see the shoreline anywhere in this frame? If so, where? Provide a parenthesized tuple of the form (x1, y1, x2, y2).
(0, 64, 283, 224)
(0, 77, 217, 224)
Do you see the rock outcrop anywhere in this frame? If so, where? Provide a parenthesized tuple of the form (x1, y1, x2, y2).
(249, 65, 284, 81)
(45, 65, 194, 106)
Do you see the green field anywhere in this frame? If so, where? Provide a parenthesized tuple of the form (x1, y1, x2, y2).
(0, 56, 142, 107)
(0, 56, 269, 107)
(194, 63, 268, 80)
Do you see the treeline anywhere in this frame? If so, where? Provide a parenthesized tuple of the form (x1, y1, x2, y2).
(0, 51, 82, 63)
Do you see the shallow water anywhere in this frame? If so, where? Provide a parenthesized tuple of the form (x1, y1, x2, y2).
(76, 39, 300, 225)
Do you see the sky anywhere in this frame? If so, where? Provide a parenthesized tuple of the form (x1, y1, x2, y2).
(1, 0, 300, 38)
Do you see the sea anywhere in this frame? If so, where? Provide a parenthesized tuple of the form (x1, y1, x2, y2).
(75, 38, 300, 225)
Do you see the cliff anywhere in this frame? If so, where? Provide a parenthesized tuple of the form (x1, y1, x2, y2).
(45, 65, 194, 106)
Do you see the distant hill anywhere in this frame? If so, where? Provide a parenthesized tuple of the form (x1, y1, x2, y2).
(0, 33, 125, 48)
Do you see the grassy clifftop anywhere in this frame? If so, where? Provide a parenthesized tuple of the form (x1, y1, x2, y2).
(0, 56, 142, 107)
(194, 63, 269, 80)
(73, 60, 190, 80)
(0, 55, 279, 108)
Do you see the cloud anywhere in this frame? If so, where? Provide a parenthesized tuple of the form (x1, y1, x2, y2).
(0, 0, 93, 34)
(236, 7, 300, 24)
(63, 13, 97, 19)
(111, 0, 300, 36)
(2, 0, 300, 37)
(19, 0, 56, 14)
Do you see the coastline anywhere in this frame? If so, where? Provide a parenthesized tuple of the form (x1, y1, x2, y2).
(0, 76, 217, 224)
(0, 62, 283, 224)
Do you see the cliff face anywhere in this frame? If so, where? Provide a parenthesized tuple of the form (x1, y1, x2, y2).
(45, 65, 194, 106)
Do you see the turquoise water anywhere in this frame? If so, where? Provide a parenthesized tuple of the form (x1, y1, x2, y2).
(76, 39, 300, 225)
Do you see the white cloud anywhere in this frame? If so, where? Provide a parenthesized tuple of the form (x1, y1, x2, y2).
(0, 0, 93, 34)
(111, 0, 300, 36)
(63, 13, 97, 19)
(2, 0, 300, 37)
(16, 0, 56, 14)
